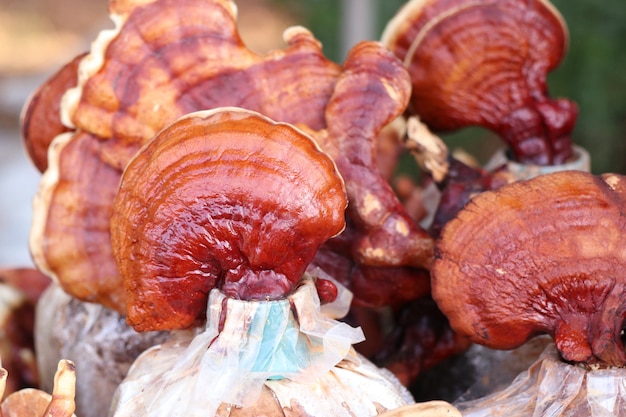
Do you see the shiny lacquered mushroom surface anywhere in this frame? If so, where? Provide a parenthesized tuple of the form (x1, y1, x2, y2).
(432, 170, 626, 367)
(382, 0, 577, 165)
(111, 108, 347, 331)
(21, 53, 85, 173)
(29, 0, 434, 314)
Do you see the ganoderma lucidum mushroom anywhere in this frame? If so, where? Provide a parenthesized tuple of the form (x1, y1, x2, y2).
(21, 53, 85, 173)
(432, 170, 626, 367)
(29, 0, 433, 314)
(111, 107, 347, 331)
(108, 107, 417, 416)
(29, 0, 340, 312)
(0, 359, 76, 417)
(382, 0, 578, 165)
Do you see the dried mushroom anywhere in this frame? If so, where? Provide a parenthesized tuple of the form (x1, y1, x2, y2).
(382, 0, 577, 165)
(432, 170, 626, 367)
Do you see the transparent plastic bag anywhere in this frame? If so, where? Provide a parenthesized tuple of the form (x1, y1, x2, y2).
(456, 343, 626, 417)
(109, 276, 414, 416)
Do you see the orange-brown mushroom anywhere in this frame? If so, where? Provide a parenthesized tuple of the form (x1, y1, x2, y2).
(111, 108, 347, 331)
(0, 360, 76, 417)
(30, 131, 127, 310)
(29, 0, 342, 312)
(432, 170, 626, 367)
(61, 0, 341, 166)
(382, 0, 577, 165)
(314, 41, 433, 270)
(30, 0, 434, 313)
(21, 53, 86, 173)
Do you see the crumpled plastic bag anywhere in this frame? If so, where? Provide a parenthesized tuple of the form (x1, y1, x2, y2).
(455, 343, 626, 417)
(109, 275, 414, 416)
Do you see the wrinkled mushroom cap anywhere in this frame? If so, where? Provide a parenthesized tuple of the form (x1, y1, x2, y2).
(111, 107, 347, 331)
(21, 53, 85, 173)
(432, 170, 626, 367)
(29, 0, 342, 313)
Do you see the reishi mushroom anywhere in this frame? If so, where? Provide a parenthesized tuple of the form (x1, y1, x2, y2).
(21, 53, 85, 173)
(107, 107, 416, 416)
(29, 0, 341, 312)
(382, 0, 578, 165)
(314, 41, 433, 270)
(29, 0, 433, 314)
(432, 170, 626, 367)
(111, 107, 347, 331)
(0, 359, 76, 417)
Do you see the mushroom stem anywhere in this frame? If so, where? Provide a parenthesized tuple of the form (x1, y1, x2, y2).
(554, 316, 593, 364)
(43, 360, 76, 417)
(405, 116, 449, 184)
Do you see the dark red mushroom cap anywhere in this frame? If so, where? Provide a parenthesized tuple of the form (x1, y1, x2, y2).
(20, 53, 85, 172)
(29, 0, 343, 314)
(382, 0, 577, 165)
(432, 170, 626, 367)
(111, 108, 347, 332)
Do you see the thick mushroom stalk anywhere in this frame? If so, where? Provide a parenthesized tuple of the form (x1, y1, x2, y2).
(382, 0, 577, 165)
(432, 170, 626, 367)
(315, 41, 433, 269)
(111, 108, 347, 331)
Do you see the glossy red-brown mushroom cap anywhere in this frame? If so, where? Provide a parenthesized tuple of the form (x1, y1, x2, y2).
(111, 108, 347, 331)
(382, 0, 576, 165)
(21, 53, 85, 172)
(432, 170, 626, 367)
(29, 0, 342, 314)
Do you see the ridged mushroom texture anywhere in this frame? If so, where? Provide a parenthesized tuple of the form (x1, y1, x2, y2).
(28, 0, 433, 314)
(432, 170, 626, 367)
(111, 108, 347, 332)
(21, 53, 85, 173)
(382, 0, 578, 165)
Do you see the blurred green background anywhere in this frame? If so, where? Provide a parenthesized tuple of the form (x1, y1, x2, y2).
(273, 0, 626, 175)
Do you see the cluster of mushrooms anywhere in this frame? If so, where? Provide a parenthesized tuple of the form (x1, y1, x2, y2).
(3, 0, 625, 415)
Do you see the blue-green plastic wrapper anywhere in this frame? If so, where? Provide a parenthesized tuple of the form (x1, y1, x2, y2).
(109, 273, 414, 416)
